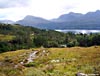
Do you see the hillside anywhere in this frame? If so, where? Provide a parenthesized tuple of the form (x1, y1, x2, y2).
(0, 20, 100, 76)
(0, 47, 100, 76)
(0, 23, 66, 52)
(1, 23, 100, 53)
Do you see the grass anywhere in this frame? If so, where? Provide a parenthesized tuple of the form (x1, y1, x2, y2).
(0, 34, 15, 41)
(0, 49, 32, 64)
(0, 46, 100, 76)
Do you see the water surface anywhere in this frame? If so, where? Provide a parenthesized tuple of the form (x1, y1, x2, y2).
(55, 29, 100, 34)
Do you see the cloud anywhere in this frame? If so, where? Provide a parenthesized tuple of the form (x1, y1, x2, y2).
(0, 7, 30, 21)
(65, 6, 76, 10)
(0, 0, 30, 8)
(0, 0, 100, 21)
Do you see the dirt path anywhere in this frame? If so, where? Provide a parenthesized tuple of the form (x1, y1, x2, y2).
(27, 51, 38, 63)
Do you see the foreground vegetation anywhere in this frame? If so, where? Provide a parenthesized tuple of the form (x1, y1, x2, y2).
(0, 46, 100, 76)
(0, 23, 100, 75)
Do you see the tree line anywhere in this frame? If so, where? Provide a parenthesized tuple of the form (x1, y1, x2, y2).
(0, 23, 100, 52)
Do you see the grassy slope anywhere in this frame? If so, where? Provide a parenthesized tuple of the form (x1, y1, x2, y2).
(0, 34, 15, 41)
(0, 46, 100, 76)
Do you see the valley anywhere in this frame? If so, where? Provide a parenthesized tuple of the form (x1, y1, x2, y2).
(0, 1, 100, 76)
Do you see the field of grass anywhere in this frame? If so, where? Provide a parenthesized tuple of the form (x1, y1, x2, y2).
(0, 46, 100, 76)
(0, 34, 15, 41)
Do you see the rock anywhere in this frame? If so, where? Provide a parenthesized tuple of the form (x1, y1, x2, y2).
(27, 51, 38, 63)
(76, 72, 88, 76)
(51, 59, 60, 63)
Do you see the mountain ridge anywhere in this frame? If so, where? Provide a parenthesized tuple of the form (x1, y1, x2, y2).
(15, 15, 51, 27)
(0, 20, 14, 24)
(1, 10, 100, 30)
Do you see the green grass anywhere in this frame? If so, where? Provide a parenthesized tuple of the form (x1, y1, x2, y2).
(0, 46, 100, 76)
(0, 34, 15, 41)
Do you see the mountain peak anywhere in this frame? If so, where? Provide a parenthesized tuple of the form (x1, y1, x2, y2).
(68, 12, 75, 14)
(22, 15, 50, 23)
(23, 15, 43, 20)
(0, 20, 14, 24)
(52, 12, 83, 22)
(16, 15, 50, 27)
(68, 12, 83, 15)
(96, 10, 100, 12)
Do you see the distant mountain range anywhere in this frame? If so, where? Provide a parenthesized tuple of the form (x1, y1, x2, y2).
(1, 10, 100, 30)
(0, 20, 14, 24)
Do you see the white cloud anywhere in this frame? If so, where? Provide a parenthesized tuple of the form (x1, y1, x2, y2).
(70, 0, 100, 13)
(0, 0, 100, 21)
(0, 7, 30, 21)
(0, 0, 30, 8)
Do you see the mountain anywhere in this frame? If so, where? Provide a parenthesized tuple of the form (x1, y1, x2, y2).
(52, 12, 83, 22)
(16, 10, 100, 30)
(16, 15, 51, 27)
(52, 10, 100, 23)
(77, 10, 100, 23)
(0, 20, 14, 24)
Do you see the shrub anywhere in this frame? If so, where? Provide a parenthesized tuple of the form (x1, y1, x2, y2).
(4, 56, 13, 63)
(67, 42, 75, 47)
(24, 62, 38, 67)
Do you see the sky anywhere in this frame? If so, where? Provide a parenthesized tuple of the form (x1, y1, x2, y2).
(0, 0, 100, 21)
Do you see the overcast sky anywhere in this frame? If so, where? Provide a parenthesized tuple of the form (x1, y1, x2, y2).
(0, 0, 100, 21)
